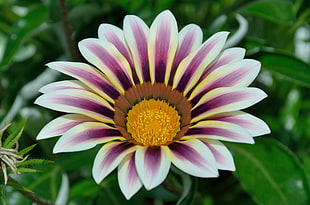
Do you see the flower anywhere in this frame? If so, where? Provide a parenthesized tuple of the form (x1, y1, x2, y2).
(35, 10, 270, 199)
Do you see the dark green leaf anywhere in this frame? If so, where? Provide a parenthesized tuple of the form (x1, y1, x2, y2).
(17, 144, 37, 155)
(3, 119, 26, 149)
(0, 5, 48, 70)
(16, 158, 53, 167)
(7, 181, 33, 193)
(16, 168, 40, 173)
(70, 179, 100, 198)
(239, 0, 295, 24)
(227, 138, 310, 205)
(259, 51, 310, 87)
(0, 188, 7, 205)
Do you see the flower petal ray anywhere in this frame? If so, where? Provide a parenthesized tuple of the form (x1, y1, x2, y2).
(118, 152, 143, 200)
(168, 139, 219, 177)
(135, 146, 171, 190)
(53, 122, 125, 153)
(93, 142, 137, 184)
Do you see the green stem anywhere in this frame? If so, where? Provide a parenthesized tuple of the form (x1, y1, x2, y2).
(162, 178, 182, 196)
(59, 0, 80, 61)
(8, 176, 55, 205)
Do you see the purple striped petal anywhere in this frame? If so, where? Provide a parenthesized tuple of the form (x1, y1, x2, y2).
(173, 32, 229, 95)
(35, 89, 114, 123)
(98, 24, 139, 84)
(123, 15, 150, 82)
(135, 146, 171, 190)
(47, 62, 120, 102)
(36, 114, 95, 140)
(79, 39, 134, 91)
(93, 142, 137, 184)
(200, 139, 235, 171)
(190, 59, 261, 106)
(210, 111, 271, 136)
(148, 10, 178, 84)
(201, 47, 246, 79)
(168, 24, 203, 85)
(192, 87, 267, 122)
(168, 139, 218, 177)
(39, 80, 88, 93)
(53, 122, 125, 153)
(118, 152, 142, 200)
(185, 120, 254, 143)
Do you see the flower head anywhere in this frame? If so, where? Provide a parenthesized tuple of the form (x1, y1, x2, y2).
(35, 10, 270, 199)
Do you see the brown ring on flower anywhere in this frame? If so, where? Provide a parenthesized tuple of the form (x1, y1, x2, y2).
(114, 82, 192, 146)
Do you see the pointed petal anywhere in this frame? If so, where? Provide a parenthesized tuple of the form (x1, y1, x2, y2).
(78, 39, 134, 91)
(173, 32, 229, 94)
(53, 122, 125, 153)
(39, 80, 88, 93)
(135, 146, 171, 190)
(47, 61, 120, 102)
(169, 24, 203, 85)
(201, 47, 246, 79)
(200, 139, 235, 171)
(35, 89, 114, 123)
(98, 24, 139, 84)
(168, 139, 218, 177)
(185, 120, 254, 143)
(93, 142, 137, 184)
(148, 10, 178, 84)
(123, 15, 150, 82)
(98, 24, 133, 67)
(37, 114, 95, 140)
(210, 111, 271, 136)
(118, 152, 143, 200)
(192, 87, 267, 122)
(190, 59, 261, 105)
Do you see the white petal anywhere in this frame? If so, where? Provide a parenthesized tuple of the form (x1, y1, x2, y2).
(93, 142, 137, 184)
(53, 122, 124, 153)
(118, 152, 142, 199)
(173, 32, 229, 94)
(184, 120, 254, 144)
(168, 139, 219, 177)
(36, 114, 95, 140)
(148, 10, 178, 84)
(123, 14, 150, 82)
(135, 146, 171, 190)
(200, 139, 235, 171)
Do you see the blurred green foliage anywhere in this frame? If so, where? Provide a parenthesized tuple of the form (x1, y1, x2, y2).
(0, 0, 309, 204)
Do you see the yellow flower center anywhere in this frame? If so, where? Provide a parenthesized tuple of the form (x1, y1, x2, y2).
(126, 99, 181, 146)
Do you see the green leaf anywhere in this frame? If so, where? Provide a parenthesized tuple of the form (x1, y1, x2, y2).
(16, 158, 53, 167)
(16, 167, 40, 173)
(0, 188, 7, 205)
(227, 138, 310, 205)
(259, 51, 310, 87)
(7, 181, 33, 193)
(3, 119, 26, 149)
(17, 144, 37, 155)
(70, 179, 100, 198)
(239, 0, 295, 24)
(0, 5, 48, 70)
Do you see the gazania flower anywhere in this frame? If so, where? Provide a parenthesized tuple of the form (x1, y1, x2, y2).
(35, 10, 270, 199)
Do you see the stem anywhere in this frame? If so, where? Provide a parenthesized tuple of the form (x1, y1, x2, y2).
(59, 0, 80, 61)
(8, 176, 55, 205)
(162, 179, 182, 196)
